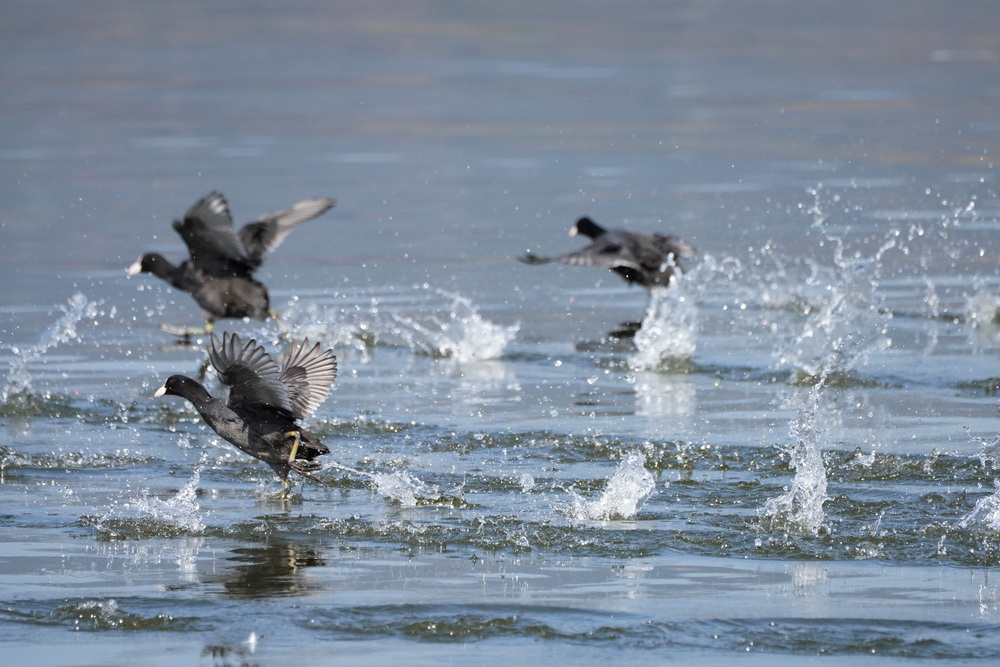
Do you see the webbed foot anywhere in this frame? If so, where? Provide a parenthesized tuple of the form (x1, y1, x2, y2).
(269, 477, 296, 500)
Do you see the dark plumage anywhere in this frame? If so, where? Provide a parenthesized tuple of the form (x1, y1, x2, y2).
(128, 192, 336, 330)
(519, 217, 696, 290)
(154, 332, 338, 492)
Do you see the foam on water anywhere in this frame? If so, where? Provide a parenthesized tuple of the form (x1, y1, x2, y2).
(568, 450, 656, 521)
(2, 293, 98, 402)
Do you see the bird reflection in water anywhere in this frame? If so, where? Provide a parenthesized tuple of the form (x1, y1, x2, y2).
(215, 540, 326, 599)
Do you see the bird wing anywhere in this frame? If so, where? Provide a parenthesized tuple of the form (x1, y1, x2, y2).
(557, 232, 644, 271)
(650, 234, 697, 260)
(237, 197, 336, 269)
(278, 338, 337, 420)
(209, 332, 293, 413)
(172, 192, 254, 276)
(520, 241, 645, 276)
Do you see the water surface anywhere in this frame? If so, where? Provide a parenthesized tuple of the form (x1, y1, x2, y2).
(3, 1, 1000, 664)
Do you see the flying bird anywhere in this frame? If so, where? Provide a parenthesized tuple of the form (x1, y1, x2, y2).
(128, 192, 335, 336)
(154, 332, 337, 497)
(519, 217, 696, 290)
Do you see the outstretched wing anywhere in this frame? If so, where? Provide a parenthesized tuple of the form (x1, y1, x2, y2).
(521, 232, 651, 287)
(278, 338, 337, 420)
(172, 192, 254, 276)
(238, 197, 336, 269)
(209, 332, 292, 413)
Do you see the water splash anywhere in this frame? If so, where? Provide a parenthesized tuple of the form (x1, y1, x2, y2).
(773, 186, 896, 381)
(284, 286, 518, 362)
(777, 237, 895, 381)
(97, 467, 205, 535)
(371, 470, 441, 506)
(519, 473, 536, 492)
(136, 468, 205, 532)
(960, 481, 1000, 531)
(568, 450, 656, 521)
(628, 280, 697, 371)
(921, 277, 941, 354)
(391, 290, 519, 362)
(320, 459, 446, 507)
(759, 378, 830, 535)
(757, 186, 911, 534)
(966, 290, 1000, 328)
(3, 293, 98, 401)
(961, 433, 1000, 531)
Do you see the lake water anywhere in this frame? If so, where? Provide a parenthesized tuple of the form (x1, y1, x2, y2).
(3, 1, 1000, 664)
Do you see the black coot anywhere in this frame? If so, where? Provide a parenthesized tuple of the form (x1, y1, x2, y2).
(519, 217, 696, 289)
(129, 192, 335, 334)
(154, 331, 337, 495)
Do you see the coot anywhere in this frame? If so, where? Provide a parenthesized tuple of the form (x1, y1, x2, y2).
(519, 217, 696, 289)
(129, 192, 335, 334)
(154, 331, 337, 496)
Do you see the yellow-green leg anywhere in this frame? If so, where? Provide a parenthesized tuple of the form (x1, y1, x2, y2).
(287, 431, 301, 463)
(271, 431, 302, 499)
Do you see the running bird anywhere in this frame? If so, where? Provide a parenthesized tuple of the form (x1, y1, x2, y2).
(128, 192, 336, 337)
(519, 217, 696, 290)
(154, 332, 338, 497)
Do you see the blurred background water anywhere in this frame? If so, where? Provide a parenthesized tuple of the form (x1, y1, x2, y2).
(3, 1, 1000, 664)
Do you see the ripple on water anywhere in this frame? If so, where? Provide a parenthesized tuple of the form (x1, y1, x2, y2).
(293, 603, 1000, 658)
(1, 598, 201, 632)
